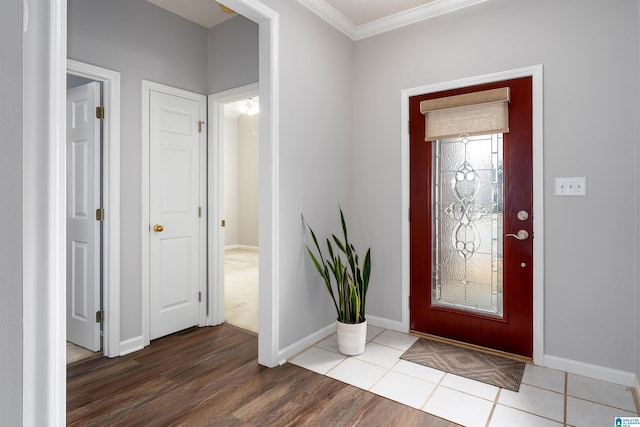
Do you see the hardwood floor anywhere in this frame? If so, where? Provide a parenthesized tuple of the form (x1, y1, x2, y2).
(67, 325, 460, 426)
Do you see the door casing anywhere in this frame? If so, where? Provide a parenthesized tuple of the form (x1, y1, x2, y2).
(66, 59, 121, 358)
(142, 80, 207, 347)
(66, 81, 101, 352)
(400, 65, 545, 364)
(207, 82, 260, 327)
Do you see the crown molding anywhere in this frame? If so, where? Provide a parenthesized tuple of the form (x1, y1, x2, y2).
(298, 0, 489, 41)
(297, 0, 357, 39)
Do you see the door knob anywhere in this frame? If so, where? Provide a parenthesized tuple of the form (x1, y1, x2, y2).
(153, 224, 164, 233)
(506, 230, 529, 240)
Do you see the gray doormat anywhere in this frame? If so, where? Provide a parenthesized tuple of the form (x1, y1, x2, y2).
(400, 338, 526, 391)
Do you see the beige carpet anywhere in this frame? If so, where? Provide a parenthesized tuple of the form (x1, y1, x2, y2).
(224, 247, 259, 333)
(66, 342, 100, 364)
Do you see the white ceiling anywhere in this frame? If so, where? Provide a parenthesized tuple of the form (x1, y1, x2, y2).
(324, 0, 437, 27)
(147, 0, 237, 29)
(147, 0, 488, 39)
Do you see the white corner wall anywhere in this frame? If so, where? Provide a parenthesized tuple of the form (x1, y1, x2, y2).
(237, 114, 260, 247)
(222, 113, 259, 248)
(258, 0, 355, 351)
(352, 0, 639, 378)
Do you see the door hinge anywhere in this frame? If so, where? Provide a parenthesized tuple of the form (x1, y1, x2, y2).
(198, 120, 205, 133)
(96, 310, 104, 323)
(408, 208, 410, 221)
(221, 219, 226, 227)
(198, 207, 202, 218)
(96, 208, 105, 221)
(96, 106, 105, 120)
(198, 291, 202, 302)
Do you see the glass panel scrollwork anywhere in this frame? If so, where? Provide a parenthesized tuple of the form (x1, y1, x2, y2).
(432, 134, 503, 317)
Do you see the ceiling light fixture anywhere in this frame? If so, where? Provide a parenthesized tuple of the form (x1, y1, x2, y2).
(244, 98, 259, 116)
(220, 4, 235, 14)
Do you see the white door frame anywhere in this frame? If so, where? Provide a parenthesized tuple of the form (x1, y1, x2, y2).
(207, 82, 260, 327)
(66, 59, 121, 359)
(26, 0, 279, 425)
(141, 80, 207, 347)
(400, 65, 545, 365)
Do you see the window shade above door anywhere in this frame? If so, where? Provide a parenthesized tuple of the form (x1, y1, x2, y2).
(420, 87, 511, 141)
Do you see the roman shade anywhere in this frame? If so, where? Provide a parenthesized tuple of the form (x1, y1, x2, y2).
(420, 87, 511, 141)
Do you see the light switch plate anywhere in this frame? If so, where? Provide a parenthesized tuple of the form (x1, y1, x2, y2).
(555, 177, 586, 196)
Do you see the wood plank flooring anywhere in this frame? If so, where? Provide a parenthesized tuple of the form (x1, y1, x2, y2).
(67, 325, 460, 426)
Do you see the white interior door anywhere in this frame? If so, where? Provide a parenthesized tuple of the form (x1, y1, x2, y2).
(149, 90, 203, 340)
(66, 82, 101, 352)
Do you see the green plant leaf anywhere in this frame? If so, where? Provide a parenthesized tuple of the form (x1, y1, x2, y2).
(303, 208, 371, 324)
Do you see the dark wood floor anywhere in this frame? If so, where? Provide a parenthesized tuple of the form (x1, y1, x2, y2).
(67, 325, 460, 426)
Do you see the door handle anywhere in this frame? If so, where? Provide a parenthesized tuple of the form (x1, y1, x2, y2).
(153, 224, 164, 233)
(506, 230, 529, 240)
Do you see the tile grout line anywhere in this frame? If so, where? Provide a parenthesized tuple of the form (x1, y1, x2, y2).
(632, 386, 640, 415)
(484, 388, 501, 427)
(367, 359, 398, 391)
(420, 372, 447, 411)
(563, 372, 568, 426)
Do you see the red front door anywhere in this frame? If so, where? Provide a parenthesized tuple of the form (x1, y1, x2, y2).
(409, 77, 533, 357)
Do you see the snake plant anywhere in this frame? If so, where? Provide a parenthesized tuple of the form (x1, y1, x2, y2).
(303, 208, 371, 324)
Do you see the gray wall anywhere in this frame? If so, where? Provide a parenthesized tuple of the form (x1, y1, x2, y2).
(259, 0, 355, 348)
(207, 16, 259, 94)
(0, 0, 23, 423)
(68, 0, 208, 342)
(352, 0, 639, 374)
(637, 3, 640, 385)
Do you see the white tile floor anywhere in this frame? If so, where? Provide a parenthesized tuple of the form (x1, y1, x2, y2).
(290, 327, 640, 426)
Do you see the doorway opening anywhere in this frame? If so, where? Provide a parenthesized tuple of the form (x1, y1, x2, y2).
(207, 82, 261, 335)
(222, 95, 260, 334)
(65, 59, 121, 361)
(65, 74, 103, 363)
(400, 66, 544, 364)
(409, 77, 533, 357)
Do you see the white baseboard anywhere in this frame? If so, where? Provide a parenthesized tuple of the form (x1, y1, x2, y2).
(277, 315, 404, 364)
(544, 354, 639, 388)
(366, 314, 405, 332)
(119, 335, 144, 356)
(225, 245, 259, 252)
(278, 322, 336, 364)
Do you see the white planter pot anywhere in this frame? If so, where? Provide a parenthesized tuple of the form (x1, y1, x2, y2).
(336, 319, 367, 356)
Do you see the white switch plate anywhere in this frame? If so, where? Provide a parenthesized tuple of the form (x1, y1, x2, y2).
(555, 177, 586, 196)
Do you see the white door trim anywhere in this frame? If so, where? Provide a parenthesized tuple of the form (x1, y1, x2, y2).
(141, 80, 207, 347)
(218, 0, 281, 368)
(400, 65, 545, 365)
(207, 82, 260, 327)
(66, 59, 121, 358)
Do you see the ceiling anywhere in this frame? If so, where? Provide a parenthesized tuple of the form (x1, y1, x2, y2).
(147, 0, 238, 29)
(147, 0, 488, 39)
